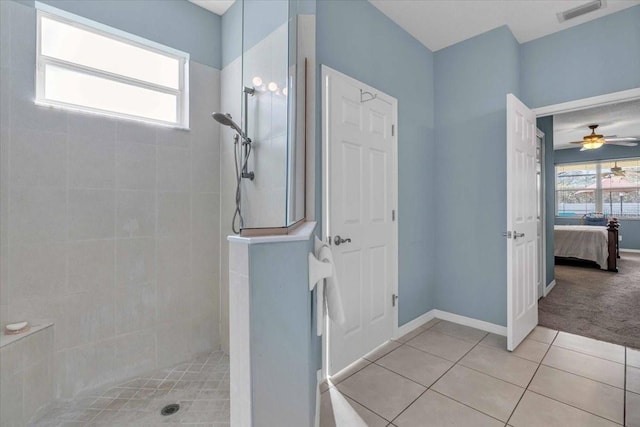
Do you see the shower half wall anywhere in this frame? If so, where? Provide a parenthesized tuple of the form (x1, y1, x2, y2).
(0, 0, 222, 402)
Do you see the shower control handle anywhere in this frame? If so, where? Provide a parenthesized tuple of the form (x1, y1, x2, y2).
(334, 235, 352, 246)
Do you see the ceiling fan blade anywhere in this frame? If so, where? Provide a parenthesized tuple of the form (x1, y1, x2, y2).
(605, 137, 640, 142)
(607, 141, 638, 147)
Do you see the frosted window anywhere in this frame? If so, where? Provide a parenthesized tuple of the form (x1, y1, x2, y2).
(45, 65, 178, 123)
(36, 7, 188, 127)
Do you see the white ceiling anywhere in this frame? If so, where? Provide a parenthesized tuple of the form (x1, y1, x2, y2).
(189, 1, 640, 46)
(553, 99, 640, 149)
(368, 0, 640, 52)
(189, 0, 234, 16)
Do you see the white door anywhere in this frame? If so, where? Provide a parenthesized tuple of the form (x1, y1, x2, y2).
(536, 135, 544, 299)
(506, 94, 538, 351)
(323, 67, 398, 375)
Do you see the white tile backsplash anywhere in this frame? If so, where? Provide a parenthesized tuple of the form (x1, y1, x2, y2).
(116, 140, 156, 190)
(157, 145, 191, 192)
(67, 239, 115, 294)
(116, 190, 156, 238)
(9, 127, 67, 187)
(9, 187, 68, 244)
(68, 189, 116, 240)
(68, 136, 116, 189)
(158, 191, 191, 237)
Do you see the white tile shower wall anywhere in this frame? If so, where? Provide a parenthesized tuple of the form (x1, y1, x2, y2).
(0, 0, 221, 399)
(0, 325, 55, 425)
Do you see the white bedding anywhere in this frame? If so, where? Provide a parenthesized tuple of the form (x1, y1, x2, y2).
(554, 225, 609, 270)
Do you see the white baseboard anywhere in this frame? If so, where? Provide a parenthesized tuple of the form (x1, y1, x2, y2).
(544, 279, 557, 297)
(395, 310, 436, 338)
(620, 248, 640, 254)
(431, 309, 507, 336)
(314, 369, 322, 427)
(395, 309, 506, 338)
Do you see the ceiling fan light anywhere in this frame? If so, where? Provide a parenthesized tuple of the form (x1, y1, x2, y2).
(582, 140, 604, 150)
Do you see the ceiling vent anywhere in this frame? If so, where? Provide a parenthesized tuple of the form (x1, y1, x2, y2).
(558, 0, 604, 22)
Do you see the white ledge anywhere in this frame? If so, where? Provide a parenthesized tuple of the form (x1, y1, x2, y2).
(0, 322, 53, 348)
(228, 221, 317, 245)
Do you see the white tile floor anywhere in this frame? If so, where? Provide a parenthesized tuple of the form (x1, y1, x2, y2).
(320, 319, 640, 427)
(31, 351, 229, 426)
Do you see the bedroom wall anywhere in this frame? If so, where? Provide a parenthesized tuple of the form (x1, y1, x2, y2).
(433, 26, 520, 327)
(520, 5, 640, 110)
(316, 0, 436, 326)
(522, 5, 640, 271)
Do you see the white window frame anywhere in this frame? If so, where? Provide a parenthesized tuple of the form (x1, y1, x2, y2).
(555, 158, 640, 219)
(35, 2, 190, 129)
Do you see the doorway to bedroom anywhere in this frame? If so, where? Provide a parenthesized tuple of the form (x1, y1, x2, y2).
(534, 89, 640, 350)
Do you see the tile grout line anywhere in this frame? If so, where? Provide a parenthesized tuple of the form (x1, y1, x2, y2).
(538, 362, 626, 390)
(624, 347, 627, 427)
(505, 330, 558, 426)
(525, 389, 625, 426)
(388, 332, 490, 424)
(330, 323, 484, 424)
(507, 331, 626, 426)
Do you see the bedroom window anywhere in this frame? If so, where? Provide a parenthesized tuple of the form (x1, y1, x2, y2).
(35, 3, 189, 128)
(556, 159, 640, 218)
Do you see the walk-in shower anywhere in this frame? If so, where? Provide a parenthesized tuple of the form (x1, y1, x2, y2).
(212, 111, 254, 234)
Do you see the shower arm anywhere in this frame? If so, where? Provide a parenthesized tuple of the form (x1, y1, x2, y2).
(242, 86, 255, 180)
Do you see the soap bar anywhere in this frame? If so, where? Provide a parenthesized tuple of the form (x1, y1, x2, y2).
(5, 321, 30, 335)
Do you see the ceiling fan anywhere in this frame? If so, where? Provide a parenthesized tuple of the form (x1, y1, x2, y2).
(570, 124, 639, 150)
(602, 161, 628, 178)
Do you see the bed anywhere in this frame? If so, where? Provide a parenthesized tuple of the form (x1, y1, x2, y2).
(554, 220, 619, 272)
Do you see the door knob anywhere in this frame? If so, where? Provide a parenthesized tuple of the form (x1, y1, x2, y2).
(334, 235, 352, 246)
(513, 231, 525, 239)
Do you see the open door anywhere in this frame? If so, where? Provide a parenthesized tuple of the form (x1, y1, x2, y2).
(506, 94, 538, 351)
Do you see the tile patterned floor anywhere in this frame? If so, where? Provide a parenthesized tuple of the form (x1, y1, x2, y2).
(320, 319, 640, 427)
(31, 351, 229, 426)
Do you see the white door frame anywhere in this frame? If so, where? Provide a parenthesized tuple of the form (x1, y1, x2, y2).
(536, 129, 546, 299)
(532, 87, 640, 295)
(321, 65, 399, 379)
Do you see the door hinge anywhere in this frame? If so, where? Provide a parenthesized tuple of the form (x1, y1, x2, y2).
(392, 210, 396, 221)
(391, 124, 395, 137)
(392, 294, 398, 307)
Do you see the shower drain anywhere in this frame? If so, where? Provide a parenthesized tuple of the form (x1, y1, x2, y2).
(160, 403, 180, 416)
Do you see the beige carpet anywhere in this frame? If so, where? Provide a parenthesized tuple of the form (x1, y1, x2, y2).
(539, 252, 640, 350)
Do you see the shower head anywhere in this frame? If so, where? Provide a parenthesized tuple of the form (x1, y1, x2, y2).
(212, 112, 245, 138)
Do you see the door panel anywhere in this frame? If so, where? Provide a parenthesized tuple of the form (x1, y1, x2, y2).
(507, 94, 538, 351)
(326, 70, 397, 374)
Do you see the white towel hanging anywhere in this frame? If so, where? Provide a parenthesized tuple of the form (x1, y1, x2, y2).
(317, 246, 345, 326)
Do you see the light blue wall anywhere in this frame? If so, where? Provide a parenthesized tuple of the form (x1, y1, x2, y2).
(316, 0, 436, 326)
(222, 0, 309, 69)
(553, 144, 640, 250)
(221, 0, 242, 68)
(34, 0, 222, 68)
(520, 5, 640, 109)
(433, 26, 520, 327)
(248, 237, 320, 426)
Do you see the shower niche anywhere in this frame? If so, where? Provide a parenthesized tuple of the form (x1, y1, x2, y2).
(233, 0, 309, 233)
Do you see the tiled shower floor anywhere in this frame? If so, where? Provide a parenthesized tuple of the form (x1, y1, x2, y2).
(32, 351, 230, 426)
